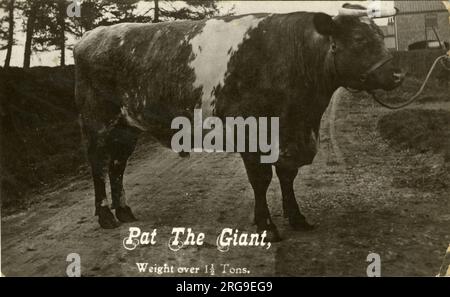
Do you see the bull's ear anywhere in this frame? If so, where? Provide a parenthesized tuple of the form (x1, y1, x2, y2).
(313, 13, 336, 36)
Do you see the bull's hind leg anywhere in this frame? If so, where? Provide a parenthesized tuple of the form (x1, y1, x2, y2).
(275, 166, 314, 231)
(108, 125, 139, 223)
(85, 128, 120, 229)
(241, 153, 281, 242)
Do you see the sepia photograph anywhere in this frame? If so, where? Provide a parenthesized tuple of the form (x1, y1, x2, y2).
(0, 0, 449, 279)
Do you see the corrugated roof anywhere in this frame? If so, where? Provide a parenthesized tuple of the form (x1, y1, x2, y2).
(394, 1, 447, 14)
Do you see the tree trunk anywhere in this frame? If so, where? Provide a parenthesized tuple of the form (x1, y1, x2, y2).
(23, 1, 39, 69)
(4, 0, 15, 68)
(57, 1, 66, 66)
(153, 0, 159, 23)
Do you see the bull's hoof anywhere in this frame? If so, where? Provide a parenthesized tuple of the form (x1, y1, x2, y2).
(115, 206, 137, 223)
(289, 214, 315, 231)
(178, 151, 190, 158)
(257, 226, 282, 242)
(98, 206, 120, 229)
(266, 229, 282, 242)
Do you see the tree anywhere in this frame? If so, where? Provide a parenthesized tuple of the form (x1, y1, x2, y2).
(15, 0, 228, 69)
(69, 0, 145, 37)
(56, 0, 67, 66)
(153, 0, 159, 23)
(69, 0, 225, 37)
(23, 0, 40, 69)
(26, 1, 60, 65)
(99, 0, 141, 24)
(150, 0, 222, 22)
(69, 0, 104, 37)
(28, 0, 68, 66)
(2, 0, 15, 68)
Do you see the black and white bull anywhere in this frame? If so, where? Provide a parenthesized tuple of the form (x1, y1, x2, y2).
(74, 5, 403, 241)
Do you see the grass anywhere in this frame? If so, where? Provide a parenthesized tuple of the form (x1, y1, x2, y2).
(378, 109, 450, 156)
(378, 108, 450, 190)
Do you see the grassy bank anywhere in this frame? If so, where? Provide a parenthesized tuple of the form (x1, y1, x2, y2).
(0, 66, 85, 212)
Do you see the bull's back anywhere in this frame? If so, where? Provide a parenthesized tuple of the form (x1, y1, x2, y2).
(74, 13, 301, 131)
(74, 20, 205, 128)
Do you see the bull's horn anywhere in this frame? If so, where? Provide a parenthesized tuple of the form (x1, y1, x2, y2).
(338, 7, 399, 18)
(367, 7, 399, 18)
(338, 7, 367, 17)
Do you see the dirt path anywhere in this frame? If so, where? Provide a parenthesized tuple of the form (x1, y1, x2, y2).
(2, 89, 449, 276)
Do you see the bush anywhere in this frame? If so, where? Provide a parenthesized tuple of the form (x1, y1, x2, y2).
(0, 66, 85, 212)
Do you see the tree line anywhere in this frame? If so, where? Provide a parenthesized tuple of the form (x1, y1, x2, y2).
(0, 0, 224, 68)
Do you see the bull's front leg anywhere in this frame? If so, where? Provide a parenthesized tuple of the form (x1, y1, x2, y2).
(275, 99, 303, 168)
(275, 165, 314, 231)
(241, 153, 281, 242)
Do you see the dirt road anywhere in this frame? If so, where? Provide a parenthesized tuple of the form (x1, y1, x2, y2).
(2, 89, 449, 276)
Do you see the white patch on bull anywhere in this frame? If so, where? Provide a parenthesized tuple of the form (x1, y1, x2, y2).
(121, 107, 147, 131)
(188, 16, 266, 119)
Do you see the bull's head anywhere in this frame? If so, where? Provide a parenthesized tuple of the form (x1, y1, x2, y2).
(313, 3, 405, 91)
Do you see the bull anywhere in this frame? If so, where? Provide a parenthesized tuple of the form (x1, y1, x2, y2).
(74, 4, 404, 241)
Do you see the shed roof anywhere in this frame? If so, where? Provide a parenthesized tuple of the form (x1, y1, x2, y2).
(394, 1, 448, 14)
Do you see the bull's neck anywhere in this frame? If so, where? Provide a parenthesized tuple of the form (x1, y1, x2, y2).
(300, 34, 341, 97)
(323, 47, 342, 94)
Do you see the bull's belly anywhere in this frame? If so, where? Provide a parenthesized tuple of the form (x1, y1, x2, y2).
(121, 98, 319, 168)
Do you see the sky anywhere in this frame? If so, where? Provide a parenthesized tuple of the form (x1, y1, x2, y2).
(0, 1, 394, 67)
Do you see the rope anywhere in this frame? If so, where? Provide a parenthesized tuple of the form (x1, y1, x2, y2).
(369, 54, 449, 110)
